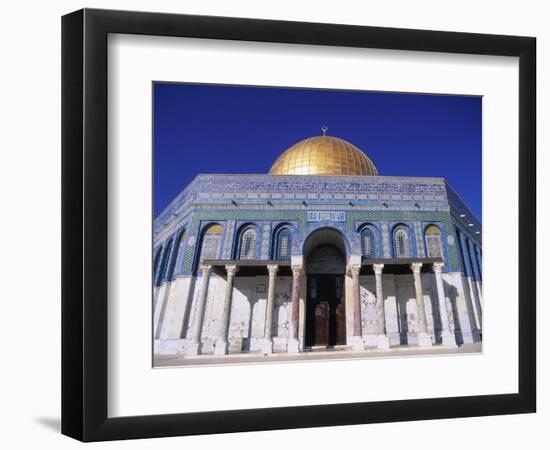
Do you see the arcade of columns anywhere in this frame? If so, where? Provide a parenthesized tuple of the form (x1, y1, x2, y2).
(185, 261, 457, 357)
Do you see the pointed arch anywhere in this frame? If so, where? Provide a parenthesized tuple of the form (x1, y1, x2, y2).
(272, 223, 293, 260)
(156, 238, 173, 284)
(358, 223, 378, 259)
(235, 224, 259, 260)
(153, 246, 163, 280)
(198, 223, 223, 262)
(424, 224, 443, 258)
(167, 227, 187, 277)
(303, 227, 347, 274)
(392, 224, 411, 258)
(301, 223, 353, 258)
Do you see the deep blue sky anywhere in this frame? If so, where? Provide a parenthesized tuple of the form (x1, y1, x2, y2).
(154, 83, 481, 220)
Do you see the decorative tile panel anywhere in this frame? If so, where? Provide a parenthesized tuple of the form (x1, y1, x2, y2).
(382, 223, 390, 258)
(222, 220, 236, 259)
(414, 221, 425, 257)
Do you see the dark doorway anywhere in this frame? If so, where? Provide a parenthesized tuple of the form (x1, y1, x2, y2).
(305, 274, 346, 348)
(304, 239, 347, 349)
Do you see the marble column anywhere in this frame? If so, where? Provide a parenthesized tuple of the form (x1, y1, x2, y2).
(185, 264, 212, 356)
(433, 262, 458, 347)
(213, 264, 238, 355)
(261, 264, 278, 354)
(411, 263, 433, 347)
(349, 264, 364, 351)
(374, 264, 390, 350)
(287, 264, 302, 353)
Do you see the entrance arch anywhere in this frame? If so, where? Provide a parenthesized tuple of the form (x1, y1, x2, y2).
(303, 228, 348, 349)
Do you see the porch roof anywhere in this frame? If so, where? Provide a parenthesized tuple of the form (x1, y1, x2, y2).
(202, 257, 443, 277)
(202, 259, 291, 277)
(360, 256, 444, 274)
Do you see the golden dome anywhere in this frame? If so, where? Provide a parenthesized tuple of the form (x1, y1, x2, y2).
(268, 134, 377, 176)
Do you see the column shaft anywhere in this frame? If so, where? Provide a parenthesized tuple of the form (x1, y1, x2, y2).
(374, 264, 390, 350)
(411, 263, 432, 347)
(289, 265, 302, 340)
(287, 265, 302, 353)
(264, 265, 278, 340)
(374, 265, 385, 335)
(348, 264, 364, 351)
(350, 265, 362, 336)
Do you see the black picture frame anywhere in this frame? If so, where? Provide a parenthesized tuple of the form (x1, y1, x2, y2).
(61, 8, 536, 442)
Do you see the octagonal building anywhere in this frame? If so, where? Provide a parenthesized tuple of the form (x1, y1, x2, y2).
(153, 132, 483, 360)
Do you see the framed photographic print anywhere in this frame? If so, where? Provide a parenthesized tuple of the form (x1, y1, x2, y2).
(62, 8, 536, 442)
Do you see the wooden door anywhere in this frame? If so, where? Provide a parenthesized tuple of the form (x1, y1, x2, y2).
(314, 302, 329, 346)
(335, 303, 346, 345)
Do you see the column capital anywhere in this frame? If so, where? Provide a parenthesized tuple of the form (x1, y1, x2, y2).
(373, 263, 384, 275)
(198, 264, 213, 274)
(267, 264, 279, 275)
(225, 264, 238, 276)
(291, 265, 303, 276)
(347, 263, 362, 276)
(433, 261, 444, 273)
(411, 262, 423, 273)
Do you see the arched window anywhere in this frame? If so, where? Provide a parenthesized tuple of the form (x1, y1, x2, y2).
(199, 224, 223, 261)
(156, 239, 173, 284)
(425, 225, 443, 258)
(153, 246, 162, 278)
(393, 226, 411, 258)
(275, 227, 291, 260)
(361, 227, 376, 258)
(238, 227, 257, 260)
(166, 228, 185, 278)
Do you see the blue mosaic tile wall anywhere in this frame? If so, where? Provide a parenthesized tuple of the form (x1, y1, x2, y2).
(153, 174, 481, 282)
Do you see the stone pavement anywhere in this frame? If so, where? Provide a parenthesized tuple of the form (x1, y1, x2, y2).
(154, 342, 482, 368)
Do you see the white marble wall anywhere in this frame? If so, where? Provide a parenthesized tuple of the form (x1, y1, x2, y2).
(158, 276, 195, 340)
(154, 275, 195, 354)
(199, 275, 227, 353)
(273, 277, 293, 351)
(383, 276, 399, 346)
(443, 272, 478, 344)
